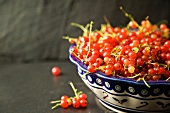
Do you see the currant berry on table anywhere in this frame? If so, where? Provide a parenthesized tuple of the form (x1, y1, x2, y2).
(51, 66, 61, 76)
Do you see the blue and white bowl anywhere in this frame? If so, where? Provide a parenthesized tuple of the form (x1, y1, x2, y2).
(69, 45, 170, 113)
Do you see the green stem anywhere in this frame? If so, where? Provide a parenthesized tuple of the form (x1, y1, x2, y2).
(50, 100, 61, 104)
(51, 103, 61, 109)
(71, 22, 87, 32)
(69, 82, 79, 99)
(86, 21, 93, 59)
(62, 36, 70, 40)
(78, 91, 83, 95)
(142, 78, 150, 88)
(120, 6, 134, 21)
(103, 15, 110, 25)
(166, 77, 170, 81)
(127, 74, 140, 79)
(82, 72, 89, 79)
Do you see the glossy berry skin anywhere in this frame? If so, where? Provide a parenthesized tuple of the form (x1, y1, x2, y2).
(61, 95, 69, 100)
(164, 70, 170, 78)
(114, 63, 123, 70)
(52, 66, 61, 76)
(66, 98, 72, 105)
(72, 100, 80, 108)
(79, 93, 87, 100)
(87, 65, 96, 73)
(80, 99, 87, 107)
(61, 100, 69, 108)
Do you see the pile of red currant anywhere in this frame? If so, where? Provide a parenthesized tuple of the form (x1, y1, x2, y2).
(65, 7, 170, 84)
(50, 82, 87, 109)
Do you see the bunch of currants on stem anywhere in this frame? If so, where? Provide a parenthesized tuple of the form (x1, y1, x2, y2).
(50, 82, 87, 109)
(64, 7, 170, 87)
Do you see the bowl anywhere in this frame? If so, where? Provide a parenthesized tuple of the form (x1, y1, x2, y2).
(69, 44, 170, 113)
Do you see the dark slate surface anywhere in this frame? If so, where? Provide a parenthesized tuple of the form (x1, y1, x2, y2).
(0, 0, 169, 63)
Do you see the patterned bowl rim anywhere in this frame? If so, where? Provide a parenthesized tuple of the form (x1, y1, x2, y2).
(69, 44, 170, 86)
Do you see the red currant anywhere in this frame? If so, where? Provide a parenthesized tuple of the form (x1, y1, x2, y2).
(79, 93, 87, 100)
(87, 65, 96, 73)
(52, 66, 61, 76)
(72, 99, 80, 108)
(61, 95, 69, 100)
(114, 63, 123, 70)
(80, 99, 87, 107)
(61, 100, 69, 108)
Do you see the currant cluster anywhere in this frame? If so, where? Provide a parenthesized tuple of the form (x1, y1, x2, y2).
(65, 8, 170, 84)
(50, 82, 87, 109)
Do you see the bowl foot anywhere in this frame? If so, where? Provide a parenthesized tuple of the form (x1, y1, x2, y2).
(97, 98, 126, 113)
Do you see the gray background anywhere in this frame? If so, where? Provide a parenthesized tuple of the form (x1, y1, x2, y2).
(0, 0, 169, 63)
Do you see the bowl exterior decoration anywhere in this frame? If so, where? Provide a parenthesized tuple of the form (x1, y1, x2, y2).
(69, 45, 170, 113)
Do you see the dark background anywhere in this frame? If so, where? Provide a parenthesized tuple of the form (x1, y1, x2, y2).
(0, 0, 169, 63)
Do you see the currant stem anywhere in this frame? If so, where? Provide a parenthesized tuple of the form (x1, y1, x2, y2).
(120, 6, 134, 21)
(51, 103, 61, 109)
(78, 91, 83, 95)
(86, 21, 93, 59)
(69, 82, 79, 99)
(82, 72, 89, 79)
(63, 36, 70, 40)
(71, 52, 83, 62)
(142, 78, 150, 88)
(50, 100, 61, 104)
(71, 22, 87, 33)
(127, 74, 140, 79)
(166, 77, 170, 81)
(103, 15, 110, 25)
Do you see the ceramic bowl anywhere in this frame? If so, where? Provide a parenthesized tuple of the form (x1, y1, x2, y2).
(69, 45, 170, 113)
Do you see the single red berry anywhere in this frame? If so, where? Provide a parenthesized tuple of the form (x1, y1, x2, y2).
(123, 58, 130, 66)
(128, 20, 138, 29)
(157, 67, 166, 74)
(105, 69, 113, 76)
(166, 53, 170, 60)
(79, 93, 87, 100)
(61, 95, 69, 100)
(72, 99, 80, 108)
(160, 23, 167, 30)
(52, 66, 61, 76)
(96, 57, 103, 65)
(139, 71, 146, 78)
(150, 33, 158, 39)
(106, 64, 114, 71)
(145, 75, 152, 81)
(164, 70, 170, 78)
(128, 51, 137, 59)
(61, 100, 69, 108)
(136, 58, 144, 66)
(148, 68, 156, 75)
(152, 75, 159, 81)
(80, 99, 87, 107)
(114, 63, 123, 70)
(164, 40, 170, 48)
(87, 65, 96, 73)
